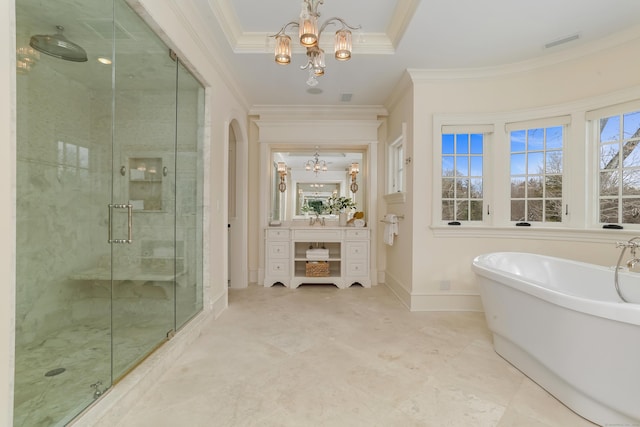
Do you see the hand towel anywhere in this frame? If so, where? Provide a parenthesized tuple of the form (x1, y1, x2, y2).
(383, 214, 398, 246)
(306, 248, 329, 260)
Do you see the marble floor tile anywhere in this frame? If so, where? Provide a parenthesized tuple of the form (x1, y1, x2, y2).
(113, 284, 596, 427)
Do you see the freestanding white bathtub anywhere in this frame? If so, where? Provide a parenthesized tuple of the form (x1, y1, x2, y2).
(472, 252, 640, 426)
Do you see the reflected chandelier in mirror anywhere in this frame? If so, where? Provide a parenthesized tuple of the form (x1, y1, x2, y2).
(271, 149, 364, 222)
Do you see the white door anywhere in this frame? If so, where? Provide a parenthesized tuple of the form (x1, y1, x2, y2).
(228, 122, 248, 288)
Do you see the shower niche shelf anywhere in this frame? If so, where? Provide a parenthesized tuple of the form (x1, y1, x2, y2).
(128, 157, 164, 211)
(141, 240, 184, 274)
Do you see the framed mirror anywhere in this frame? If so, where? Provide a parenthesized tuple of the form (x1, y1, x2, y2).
(270, 149, 364, 221)
(296, 182, 341, 215)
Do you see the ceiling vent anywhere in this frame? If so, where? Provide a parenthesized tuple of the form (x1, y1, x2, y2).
(544, 33, 580, 49)
(340, 93, 353, 102)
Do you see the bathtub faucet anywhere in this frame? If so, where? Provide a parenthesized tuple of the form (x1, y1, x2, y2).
(627, 257, 640, 269)
(613, 237, 640, 302)
(616, 240, 640, 252)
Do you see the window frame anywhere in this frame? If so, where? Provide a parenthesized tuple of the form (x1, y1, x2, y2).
(386, 123, 406, 195)
(587, 100, 640, 227)
(433, 123, 494, 226)
(506, 118, 569, 225)
(440, 132, 486, 223)
(431, 92, 640, 239)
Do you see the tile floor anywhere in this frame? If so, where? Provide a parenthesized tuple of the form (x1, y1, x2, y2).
(115, 284, 597, 427)
(13, 316, 173, 427)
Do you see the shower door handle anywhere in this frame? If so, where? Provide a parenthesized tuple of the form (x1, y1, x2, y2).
(108, 203, 133, 244)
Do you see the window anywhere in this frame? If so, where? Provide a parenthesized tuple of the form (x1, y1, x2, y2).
(387, 125, 405, 194)
(441, 133, 484, 222)
(596, 109, 640, 224)
(57, 140, 89, 180)
(509, 126, 564, 223)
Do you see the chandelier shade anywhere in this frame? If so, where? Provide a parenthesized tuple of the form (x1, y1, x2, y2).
(334, 29, 352, 61)
(270, 0, 360, 86)
(274, 34, 292, 65)
(310, 47, 325, 76)
(299, 11, 318, 47)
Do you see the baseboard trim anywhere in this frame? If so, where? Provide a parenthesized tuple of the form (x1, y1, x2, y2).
(410, 292, 483, 312)
(383, 271, 411, 310)
(251, 268, 260, 285)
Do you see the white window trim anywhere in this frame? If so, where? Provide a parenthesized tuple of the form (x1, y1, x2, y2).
(588, 100, 640, 227)
(433, 121, 495, 226)
(386, 122, 406, 195)
(506, 118, 570, 225)
(430, 84, 640, 240)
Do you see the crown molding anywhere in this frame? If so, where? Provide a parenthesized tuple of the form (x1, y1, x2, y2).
(207, 0, 243, 51)
(213, 0, 414, 55)
(254, 119, 383, 145)
(146, 0, 250, 110)
(237, 32, 395, 55)
(384, 70, 413, 111)
(250, 105, 388, 120)
(387, 0, 421, 48)
(408, 23, 640, 82)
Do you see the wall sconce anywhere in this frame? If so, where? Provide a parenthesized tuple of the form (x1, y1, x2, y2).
(277, 162, 287, 192)
(349, 162, 359, 193)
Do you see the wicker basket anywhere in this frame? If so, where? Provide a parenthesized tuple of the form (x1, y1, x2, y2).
(306, 261, 330, 277)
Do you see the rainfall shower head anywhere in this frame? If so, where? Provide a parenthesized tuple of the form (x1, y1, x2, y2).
(29, 25, 88, 62)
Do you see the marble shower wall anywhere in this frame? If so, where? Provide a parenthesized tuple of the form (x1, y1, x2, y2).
(16, 67, 203, 345)
(16, 58, 113, 346)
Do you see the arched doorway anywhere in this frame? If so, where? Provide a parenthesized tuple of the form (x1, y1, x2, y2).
(227, 119, 248, 288)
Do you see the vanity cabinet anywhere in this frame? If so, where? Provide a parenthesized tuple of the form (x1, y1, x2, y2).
(264, 227, 371, 289)
(264, 228, 291, 287)
(344, 229, 369, 280)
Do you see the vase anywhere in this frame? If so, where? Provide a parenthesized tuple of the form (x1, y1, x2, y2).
(339, 212, 348, 226)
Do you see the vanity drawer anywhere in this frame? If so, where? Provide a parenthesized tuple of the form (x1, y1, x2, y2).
(345, 241, 368, 259)
(346, 261, 367, 277)
(346, 229, 369, 240)
(267, 260, 290, 276)
(267, 242, 289, 259)
(266, 229, 290, 240)
(293, 229, 342, 241)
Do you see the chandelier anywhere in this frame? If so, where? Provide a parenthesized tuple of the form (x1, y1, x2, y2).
(16, 46, 40, 74)
(305, 151, 328, 175)
(270, 0, 360, 87)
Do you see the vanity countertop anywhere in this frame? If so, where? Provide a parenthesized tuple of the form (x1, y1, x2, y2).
(268, 225, 368, 230)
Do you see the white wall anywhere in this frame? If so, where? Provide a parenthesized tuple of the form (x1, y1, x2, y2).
(386, 31, 640, 310)
(1, 1, 17, 422)
(383, 78, 414, 306)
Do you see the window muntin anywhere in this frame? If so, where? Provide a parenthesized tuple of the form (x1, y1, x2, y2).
(598, 110, 640, 224)
(441, 133, 483, 222)
(387, 127, 405, 194)
(389, 139, 404, 193)
(509, 126, 563, 222)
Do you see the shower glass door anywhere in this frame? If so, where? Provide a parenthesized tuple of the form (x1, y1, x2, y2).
(14, 0, 115, 425)
(15, 0, 204, 424)
(175, 60, 205, 329)
(110, 0, 178, 379)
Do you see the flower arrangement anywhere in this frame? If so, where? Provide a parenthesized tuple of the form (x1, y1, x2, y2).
(326, 195, 356, 214)
(301, 199, 327, 215)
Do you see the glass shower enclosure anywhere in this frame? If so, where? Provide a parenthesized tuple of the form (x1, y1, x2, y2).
(14, 0, 204, 425)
